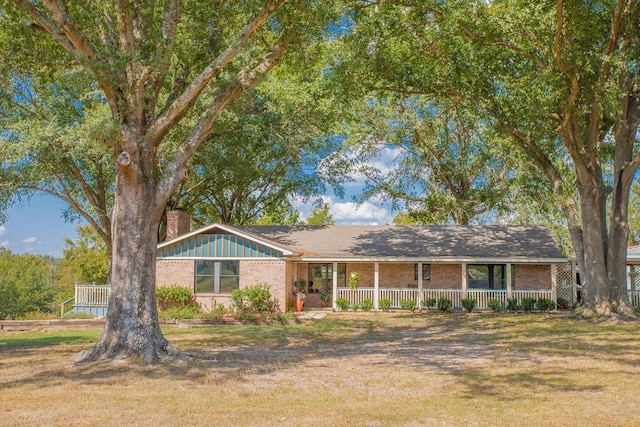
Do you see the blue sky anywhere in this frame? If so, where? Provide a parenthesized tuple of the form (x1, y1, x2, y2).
(0, 195, 82, 257)
(0, 189, 395, 258)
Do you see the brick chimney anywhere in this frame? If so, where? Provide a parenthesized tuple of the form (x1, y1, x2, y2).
(166, 209, 191, 241)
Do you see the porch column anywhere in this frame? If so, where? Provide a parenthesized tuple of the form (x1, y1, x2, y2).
(332, 262, 338, 311)
(417, 262, 423, 310)
(461, 263, 468, 298)
(506, 263, 513, 300)
(374, 262, 380, 310)
(551, 264, 557, 308)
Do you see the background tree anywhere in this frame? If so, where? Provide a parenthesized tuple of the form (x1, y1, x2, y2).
(57, 225, 110, 285)
(0, 248, 58, 319)
(163, 87, 330, 230)
(0, 69, 115, 252)
(305, 203, 335, 225)
(1, 0, 337, 362)
(334, 0, 640, 315)
(336, 97, 512, 224)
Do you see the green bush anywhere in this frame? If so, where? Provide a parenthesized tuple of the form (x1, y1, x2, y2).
(156, 285, 198, 311)
(506, 298, 520, 311)
(461, 298, 477, 313)
(231, 284, 279, 314)
(17, 309, 61, 320)
(556, 297, 570, 310)
(351, 302, 360, 311)
(400, 299, 417, 312)
(360, 298, 374, 311)
(422, 298, 437, 309)
(379, 298, 391, 312)
(536, 298, 557, 312)
(335, 297, 350, 311)
(437, 297, 452, 312)
(199, 303, 227, 321)
(158, 305, 201, 319)
(487, 298, 504, 312)
(521, 297, 537, 312)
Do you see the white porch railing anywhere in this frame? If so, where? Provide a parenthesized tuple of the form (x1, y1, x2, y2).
(629, 291, 640, 306)
(512, 290, 553, 302)
(336, 288, 375, 306)
(381, 288, 420, 308)
(336, 287, 556, 310)
(467, 290, 507, 308)
(422, 289, 462, 308)
(75, 283, 111, 306)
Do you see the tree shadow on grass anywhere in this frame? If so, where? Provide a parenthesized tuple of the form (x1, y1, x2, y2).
(1, 313, 638, 401)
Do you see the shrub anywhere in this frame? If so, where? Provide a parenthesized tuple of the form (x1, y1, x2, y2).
(423, 298, 437, 309)
(556, 297, 570, 310)
(461, 298, 477, 313)
(17, 309, 60, 320)
(379, 298, 391, 312)
(437, 297, 452, 312)
(335, 297, 350, 311)
(156, 285, 198, 311)
(231, 284, 279, 314)
(351, 302, 360, 311)
(506, 298, 520, 311)
(400, 299, 417, 312)
(521, 297, 537, 312)
(199, 303, 227, 321)
(360, 298, 374, 311)
(487, 298, 504, 312)
(158, 305, 201, 319)
(536, 298, 557, 312)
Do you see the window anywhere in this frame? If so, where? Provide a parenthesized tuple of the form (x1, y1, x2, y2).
(468, 264, 505, 289)
(414, 264, 431, 281)
(195, 260, 239, 294)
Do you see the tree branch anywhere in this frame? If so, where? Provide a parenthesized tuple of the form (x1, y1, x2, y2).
(155, 35, 291, 205)
(146, 0, 286, 147)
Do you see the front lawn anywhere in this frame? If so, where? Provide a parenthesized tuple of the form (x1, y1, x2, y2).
(1, 312, 639, 426)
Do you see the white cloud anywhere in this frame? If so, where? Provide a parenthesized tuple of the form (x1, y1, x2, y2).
(0, 225, 6, 236)
(1, 240, 9, 248)
(22, 236, 37, 244)
(330, 200, 391, 224)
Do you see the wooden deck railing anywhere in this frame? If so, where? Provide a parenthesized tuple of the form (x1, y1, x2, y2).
(75, 283, 111, 306)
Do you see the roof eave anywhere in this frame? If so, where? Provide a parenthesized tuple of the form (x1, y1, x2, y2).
(297, 256, 568, 264)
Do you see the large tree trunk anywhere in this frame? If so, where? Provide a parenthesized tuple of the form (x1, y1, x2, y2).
(75, 149, 180, 363)
(575, 173, 611, 313)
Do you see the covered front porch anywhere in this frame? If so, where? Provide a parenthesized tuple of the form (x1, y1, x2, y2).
(295, 261, 559, 311)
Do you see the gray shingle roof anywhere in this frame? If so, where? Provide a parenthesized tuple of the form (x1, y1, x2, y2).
(237, 225, 565, 262)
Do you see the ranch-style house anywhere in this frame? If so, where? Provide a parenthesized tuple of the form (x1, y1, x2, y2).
(154, 210, 568, 312)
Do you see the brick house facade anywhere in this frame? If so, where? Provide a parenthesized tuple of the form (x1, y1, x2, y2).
(155, 220, 566, 312)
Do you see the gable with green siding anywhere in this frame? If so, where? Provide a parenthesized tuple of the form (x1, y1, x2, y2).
(157, 233, 285, 259)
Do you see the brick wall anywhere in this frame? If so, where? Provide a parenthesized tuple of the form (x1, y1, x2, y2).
(360, 263, 463, 289)
(429, 264, 463, 289)
(156, 259, 194, 288)
(240, 259, 290, 312)
(155, 258, 290, 313)
(514, 264, 551, 289)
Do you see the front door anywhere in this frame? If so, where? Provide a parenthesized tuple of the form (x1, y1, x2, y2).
(309, 264, 332, 295)
(307, 263, 345, 307)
